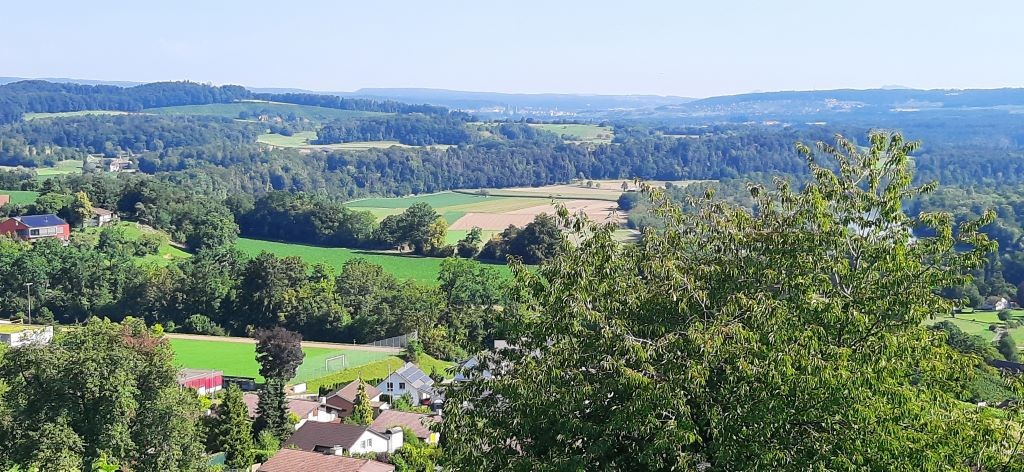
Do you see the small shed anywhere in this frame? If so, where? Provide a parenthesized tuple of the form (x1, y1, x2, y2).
(177, 368, 223, 395)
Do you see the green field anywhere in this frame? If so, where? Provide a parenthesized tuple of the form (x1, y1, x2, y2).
(0, 190, 40, 204)
(346, 192, 505, 210)
(926, 309, 1024, 341)
(23, 110, 132, 120)
(236, 237, 511, 283)
(528, 123, 614, 144)
(305, 354, 454, 392)
(0, 160, 83, 181)
(146, 101, 387, 122)
(80, 221, 190, 265)
(170, 337, 392, 383)
(257, 131, 426, 151)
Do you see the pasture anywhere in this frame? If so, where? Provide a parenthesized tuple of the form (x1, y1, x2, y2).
(146, 101, 386, 122)
(235, 237, 512, 283)
(0, 160, 83, 180)
(926, 309, 1024, 343)
(528, 123, 615, 144)
(0, 190, 40, 204)
(169, 337, 392, 383)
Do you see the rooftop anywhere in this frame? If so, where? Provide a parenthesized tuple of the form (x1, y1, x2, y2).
(0, 324, 46, 334)
(370, 410, 441, 441)
(13, 214, 67, 228)
(258, 448, 394, 472)
(242, 393, 321, 419)
(283, 422, 383, 452)
(176, 368, 222, 383)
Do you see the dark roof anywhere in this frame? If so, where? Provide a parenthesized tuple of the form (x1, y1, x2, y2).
(394, 363, 435, 394)
(258, 449, 394, 472)
(14, 214, 67, 228)
(283, 422, 383, 451)
(370, 410, 440, 440)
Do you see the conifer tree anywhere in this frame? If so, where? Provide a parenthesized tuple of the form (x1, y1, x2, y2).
(351, 381, 374, 426)
(216, 385, 254, 471)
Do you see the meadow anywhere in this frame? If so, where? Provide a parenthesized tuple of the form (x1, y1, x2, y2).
(22, 110, 132, 120)
(527, 123, 615, 144)
(0, 190, 40, 204)
(81, 221, 190, 265)
(169, 337, 392, 383)
(235, 237, 512, 283)
(257, 131, 424, 151)
(926, 310, 1024, 341)
(0, 160, 83, 181)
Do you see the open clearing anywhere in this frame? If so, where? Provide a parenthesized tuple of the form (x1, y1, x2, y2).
(169, 337, 392, 383)
(1, 160, 83, 180)
(146, 102, 386, 122)
(235, 237, 512, 283)
(80, 221, 190, 265)
(257, 131, 448, 151)
(0, 190, 40, 204)
(449, 199, 624, 230)
(528, 123, 615, 144)
(23, 110, 133, 120)
(925, 309, 1024, 345)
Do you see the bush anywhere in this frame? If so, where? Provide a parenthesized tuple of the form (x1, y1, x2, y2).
(998, 310, 1013, 322)
(134, 232, 166, 256)
(184, 314, 227, 336)
(618, 192, 640, 211)
(1009, 320, 1021, 329)
(998, 334, 1020, 363)
(989, 324, 1001, 332)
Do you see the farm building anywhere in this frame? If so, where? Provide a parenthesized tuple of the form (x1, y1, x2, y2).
(242, 393, 337, 429)
(177, 368, 223, 395)
(0, 214, 70, 242)
(90, 207, 116, 227)
(323, 379, 387, 418)
(258, 448, 394, 472)
(0, 323, 53, 347)
(0, 194, 9, 206)
(283, 421, 404, 455)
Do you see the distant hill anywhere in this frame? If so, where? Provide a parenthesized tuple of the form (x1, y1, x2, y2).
(0, 76, 144, 87)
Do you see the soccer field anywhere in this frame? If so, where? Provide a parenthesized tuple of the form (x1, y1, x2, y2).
(169, 337, 392, 383)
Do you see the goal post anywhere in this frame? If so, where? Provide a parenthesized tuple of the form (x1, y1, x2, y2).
(325, 354, 348, 372)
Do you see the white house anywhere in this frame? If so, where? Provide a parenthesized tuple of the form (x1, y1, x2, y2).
(243, 393, 337, 429)
(377, 362, 436, 404)
(283, 422, 404, 455)
(0, 323, 53, 347)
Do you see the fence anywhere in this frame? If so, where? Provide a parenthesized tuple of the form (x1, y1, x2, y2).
(367, 331, 418, 349)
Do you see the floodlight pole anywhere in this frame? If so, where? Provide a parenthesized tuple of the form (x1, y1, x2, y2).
(25, 282, 33, 325)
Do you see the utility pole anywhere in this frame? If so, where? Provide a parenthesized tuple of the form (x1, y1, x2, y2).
(25, 282, 33, 325)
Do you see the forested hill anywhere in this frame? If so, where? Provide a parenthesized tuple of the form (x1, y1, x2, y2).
(0, 80, 457, 124)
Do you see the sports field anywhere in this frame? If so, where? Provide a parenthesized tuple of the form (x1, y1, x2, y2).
(235, 237, 511, 283)
(169, 337, 392, 383)
(145, 101, 386, 122)
(305, 354, 454, 392)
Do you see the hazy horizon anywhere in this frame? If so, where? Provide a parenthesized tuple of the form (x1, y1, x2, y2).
(2, 0, 1022, 97)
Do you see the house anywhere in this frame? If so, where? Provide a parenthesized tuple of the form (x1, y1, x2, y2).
(0, 214, 70, 242)
(258, 448, 394, 472)
(100, 157, 132, 173)
(454, 340, 510, 382)
(177, 369, 223, 396)
(284, 422, 404, 455)
(370, 410, 441, 445)
(0, 322, 53, 347)
(0, 194, 9, 206)
(243, 393, 337, 429)
(983, 297, 1011, 311)
(377, 363, 436, 404)
(90, 207, 116, 227)
(323, 380, 388, 418)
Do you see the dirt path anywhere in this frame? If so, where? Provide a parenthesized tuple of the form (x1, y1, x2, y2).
(165, 333, 402, 354)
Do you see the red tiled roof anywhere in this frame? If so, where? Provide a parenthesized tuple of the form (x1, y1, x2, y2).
(370, 410, 440, 440)
(283, 422, 382, 452)
(242, 393, 320, 419)
(258, 448, 394, 472)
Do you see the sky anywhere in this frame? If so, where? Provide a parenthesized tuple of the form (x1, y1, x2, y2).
(1, 0, 1022, 98)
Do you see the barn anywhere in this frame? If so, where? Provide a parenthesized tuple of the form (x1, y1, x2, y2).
(177, 368, 223, 395)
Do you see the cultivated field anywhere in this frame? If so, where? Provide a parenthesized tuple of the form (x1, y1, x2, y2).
(449, 199, 624, 230)
(169, 336, 393, 383)
(146, 101, 386, 122)
(22, 110, 132, 120)
(235, 237, 512, 283)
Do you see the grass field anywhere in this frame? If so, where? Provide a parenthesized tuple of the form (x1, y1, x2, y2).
(528, 123, 614, 144)
(305, 354, 454, 392)
(236, 237, 511, 283)
(80, 221, 190, 265)
(257, 132, 427, 151)
(0, 160, 83, 181)
(0, 190, 40, 204)
(146, 102, 386, 122)
(926, 309, 1024, 342)
(346, 192, 494, 210)
(169, 337, 392, 383)
(23, 110, 132, 120)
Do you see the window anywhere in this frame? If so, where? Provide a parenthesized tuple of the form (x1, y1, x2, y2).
(29, 229, 39, 236)
(386, 382, 394, 391)
(399, 382, 406, 390)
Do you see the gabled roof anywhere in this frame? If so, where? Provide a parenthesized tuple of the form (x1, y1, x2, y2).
(393, 362, 435, 394)
(283, 422, 386, 452)
(331, 379, 382, 402)
(91, 207, 113, 217)
(242, 393, 320, 419)
(14, 214, 67, 228)
(258, 448, 394, 472)
(176, 368, 222, 383)
(370, 410, 441, 441)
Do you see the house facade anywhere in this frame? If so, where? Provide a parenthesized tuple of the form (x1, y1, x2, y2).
(283, 422, 404, 455)
(0, 323, 54, 347)
(90, 207, 116, 227)
(0, 215, 70, 242)
(177, 369, 223, 396)
(377, 362, 436, 404)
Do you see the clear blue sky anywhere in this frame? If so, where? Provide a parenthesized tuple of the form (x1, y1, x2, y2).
(1, 0, 1021, 97)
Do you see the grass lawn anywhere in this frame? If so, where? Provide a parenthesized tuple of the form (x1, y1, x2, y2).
(258, 132, 432, 151)
(35, 160, 83, 178)
(146, 102, 386, 122)
(23, 110, 132, 120)
(926, 309, 1024, 342)
(305, 354, 454, 392)
(236, 237, 511, 283)
(169, 337, 391, 383)
(0, 190, 40, 204)
(0, 324, 47, 334)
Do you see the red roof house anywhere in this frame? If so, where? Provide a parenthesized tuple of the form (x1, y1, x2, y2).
(0, 214, 70, 242)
